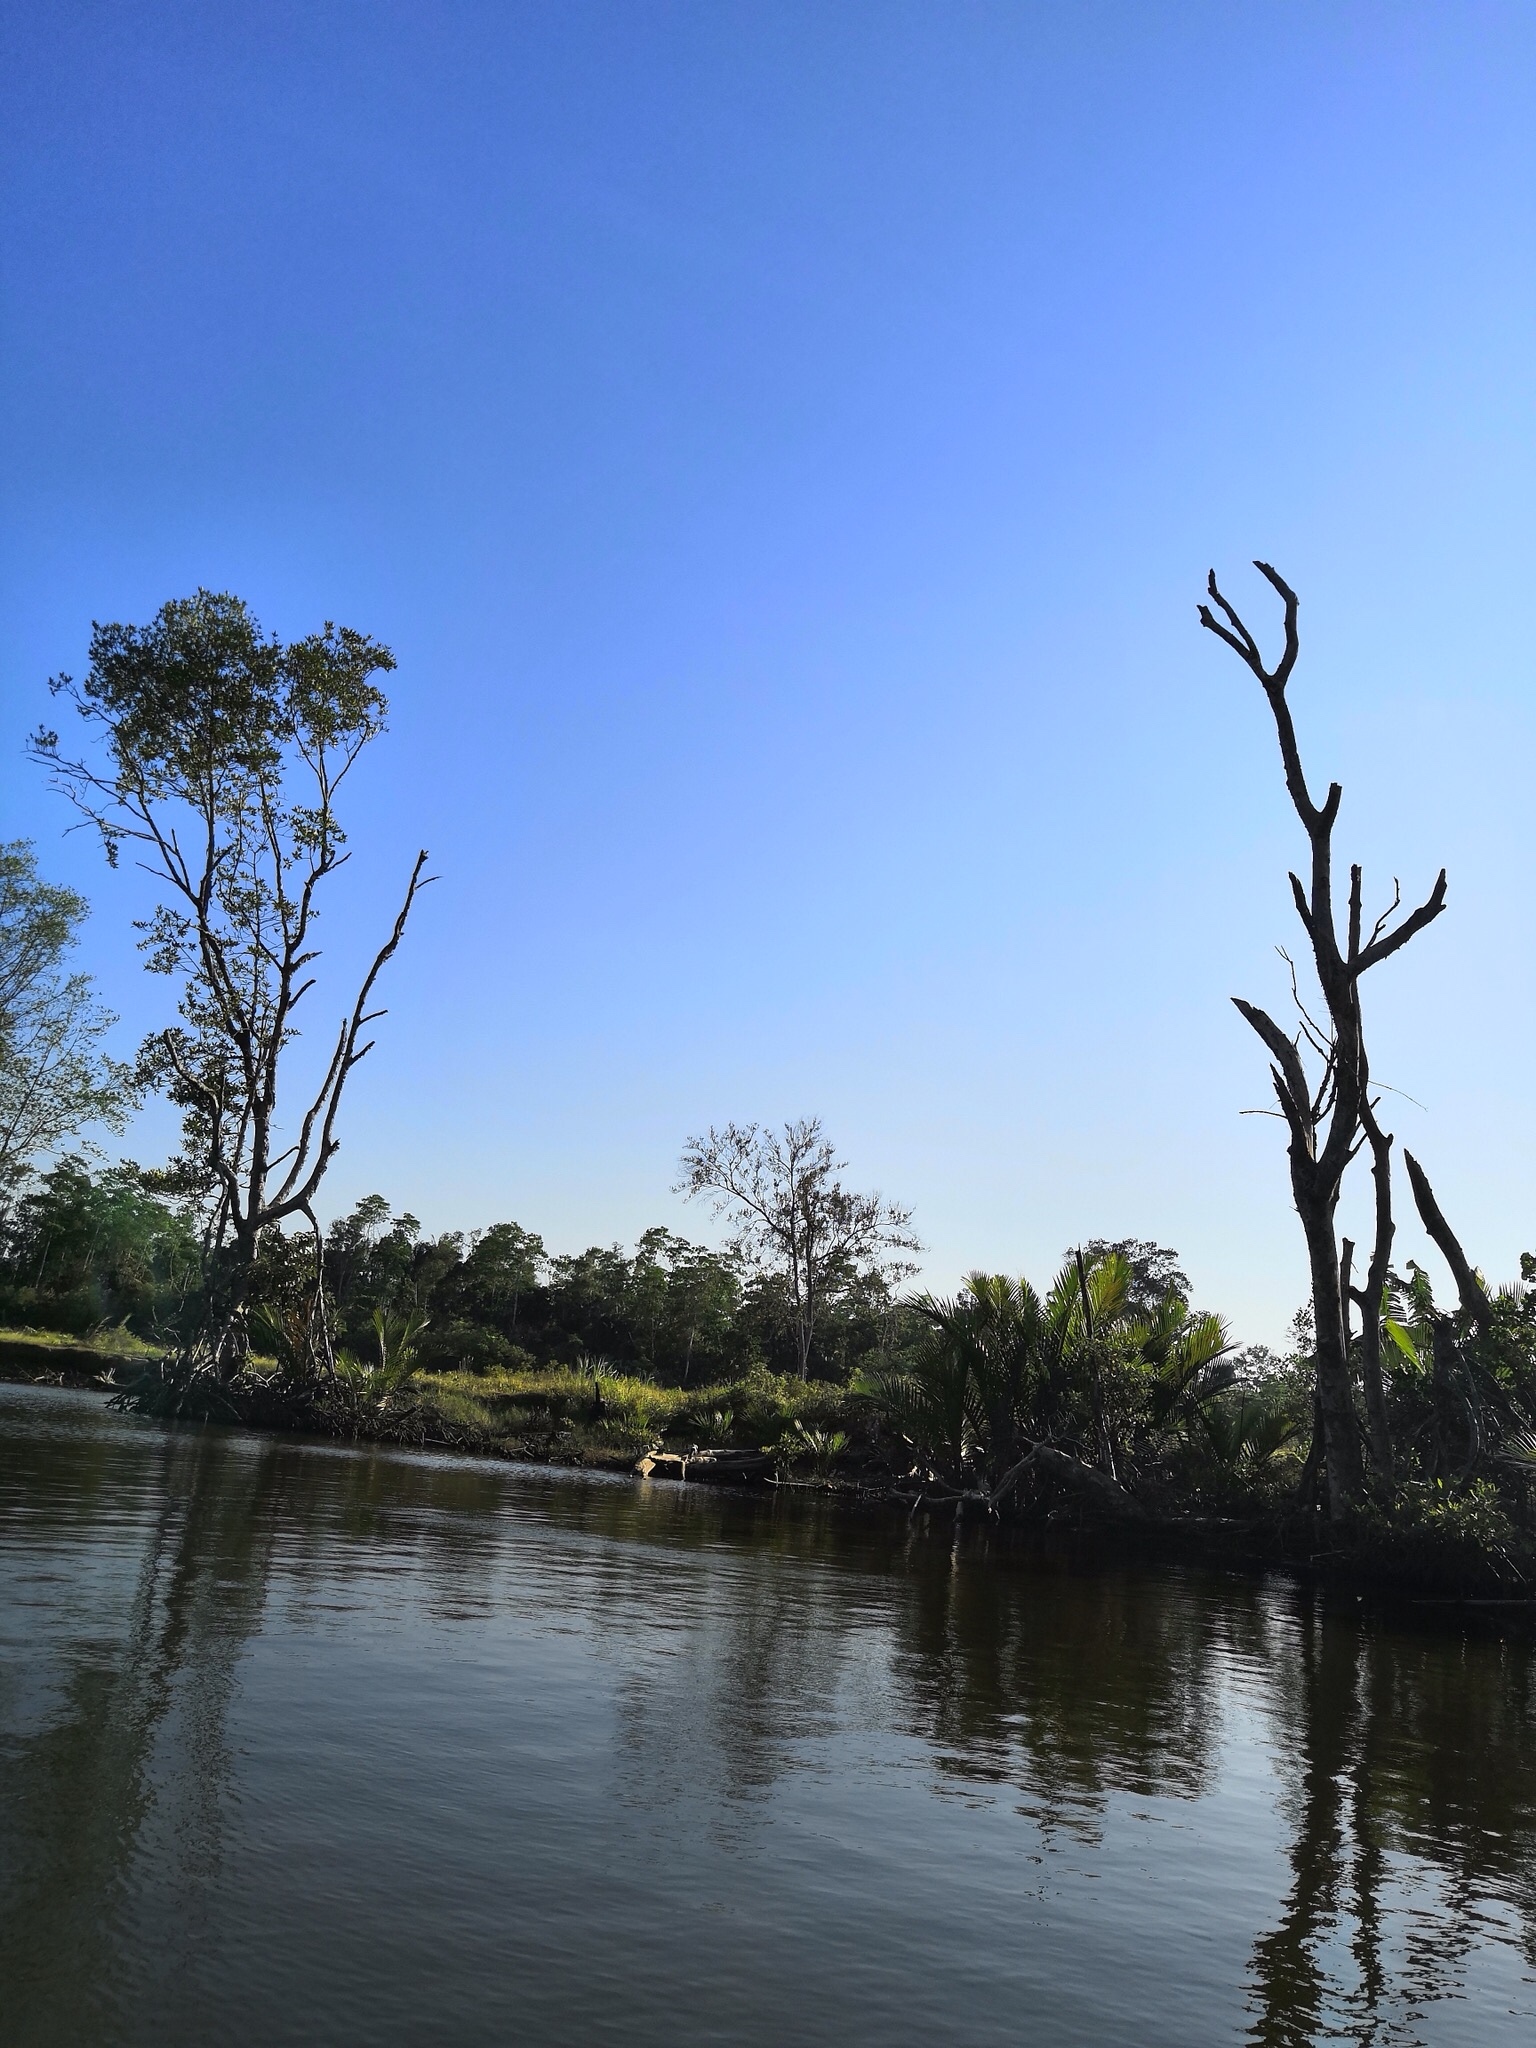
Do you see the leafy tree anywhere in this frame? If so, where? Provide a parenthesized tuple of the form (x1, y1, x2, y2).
(321, 1193, 397, 1316)
(313, 1197, 466, 1348)
(611, 1228, 745, 1383)
(459, 1222, 545, 1332)
(311, 1209, 747, 1385)
(0, 841, 83, 1031)
(0, 1155, 200, 1334)
(31, 592, 430, 1381)
(657, 1235, 742, 1384)
(677, 1118, 919, 1379)
(544, 1243, 635, 1361)
(0, 842, 133, 1218)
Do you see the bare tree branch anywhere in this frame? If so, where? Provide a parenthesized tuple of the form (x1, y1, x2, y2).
(1403, 1149, 1491, 1326)
(1352, 870, 1448, 976)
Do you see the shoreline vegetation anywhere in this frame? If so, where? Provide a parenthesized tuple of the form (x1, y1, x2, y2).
(5, 577, 1536, 1610)
(4, 1323, 1534, 1607)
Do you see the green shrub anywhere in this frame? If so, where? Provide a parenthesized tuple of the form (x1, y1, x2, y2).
(769, 1418, 850, 1479)
(1356, 1480, 1531, 1590)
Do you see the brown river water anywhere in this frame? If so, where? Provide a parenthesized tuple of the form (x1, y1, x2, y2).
(2, 1380, 1535, 2046)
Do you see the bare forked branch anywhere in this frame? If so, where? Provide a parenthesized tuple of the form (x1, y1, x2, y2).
(1200, 561, 1333, 835)
(1353, 869, 1447, 976)
(1403, 1150, 1491, 1327)
(271, 849, 433, 1218)
(1198, 561, 1299, 689)
(1230, 999, 1310, 1128)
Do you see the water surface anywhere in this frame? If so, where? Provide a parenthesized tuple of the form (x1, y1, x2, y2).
(2, 1382, 1534, 2046)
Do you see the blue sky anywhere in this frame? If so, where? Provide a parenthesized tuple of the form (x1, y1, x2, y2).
(2, 2, 1533, 1341)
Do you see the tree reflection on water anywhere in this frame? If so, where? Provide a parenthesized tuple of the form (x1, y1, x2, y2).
(0, 1410, 280, 2042)
(1245, 1590, 1536, 2043)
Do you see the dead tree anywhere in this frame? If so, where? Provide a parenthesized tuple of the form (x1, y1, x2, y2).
(1400, 1149, 1536, 1493)
(1200, 564, 1446, 1513)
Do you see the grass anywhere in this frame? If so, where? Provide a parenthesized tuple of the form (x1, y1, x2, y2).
(417, 1362, 863, 1468)
(0, 1323, 164, 1359)
(0, 1327, 869, 1472)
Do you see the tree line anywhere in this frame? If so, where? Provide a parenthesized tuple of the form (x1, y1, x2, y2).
(0, 1140, 1194, 1398)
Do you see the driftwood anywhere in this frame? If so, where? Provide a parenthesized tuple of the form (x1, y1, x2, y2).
(633, 1436, 1151, 1520)
(1003, 1441, 1146, 1523)
(903, 1442, 1149, 1523)
(634, 1449, 774, 1484)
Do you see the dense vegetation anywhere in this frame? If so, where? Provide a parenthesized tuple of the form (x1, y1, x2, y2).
(6, 1153, 1535, 1588)
(0, 1156, 200, 1335)
(0, 1153, 1278, 1479)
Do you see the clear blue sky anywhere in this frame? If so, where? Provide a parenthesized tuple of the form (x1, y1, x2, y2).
(3, 2, 1533, 1342)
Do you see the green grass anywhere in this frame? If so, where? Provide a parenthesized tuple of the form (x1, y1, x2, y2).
(418, 1363, 862, 1467)
(0, 1323, 163, 1359)
(0, 1327, 870, 1475)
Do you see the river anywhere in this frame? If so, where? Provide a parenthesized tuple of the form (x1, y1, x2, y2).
(2, 1381, 1534, 2045)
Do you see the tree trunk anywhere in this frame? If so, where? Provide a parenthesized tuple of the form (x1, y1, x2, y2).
(206, 1227, 262, 1380)
(1295, 1180, 1364, 1517)
(1350, 1112, 1396, 1485)
(1027, 1444, 1147, 1520)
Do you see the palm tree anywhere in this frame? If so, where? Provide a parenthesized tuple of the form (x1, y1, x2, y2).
(857, 1251, 1233, 1505)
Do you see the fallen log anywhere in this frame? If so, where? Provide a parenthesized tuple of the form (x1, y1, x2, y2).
(899, 1444, 1150, 1523)
(634, 1448, 774, 1484)
(1024, 1444, 1150, 1521)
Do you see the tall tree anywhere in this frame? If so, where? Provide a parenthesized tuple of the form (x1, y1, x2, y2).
(1199, 563, 1445, 1512)
(677, 1118, 919, 1378)
(459, 1221, 546, 1334)
(0, 841, 132, 1219)
(31, 591, 429, 1379)
(0, 840, 83, 1032)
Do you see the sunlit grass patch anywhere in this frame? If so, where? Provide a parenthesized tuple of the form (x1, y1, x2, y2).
(418, 1362, 859, 1462)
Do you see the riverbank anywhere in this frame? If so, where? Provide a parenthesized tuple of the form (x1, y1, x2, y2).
(0, 1326, 161, 1384)
(4, 1329, 1532, 1607)
(0, 1330, 867, 1474)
